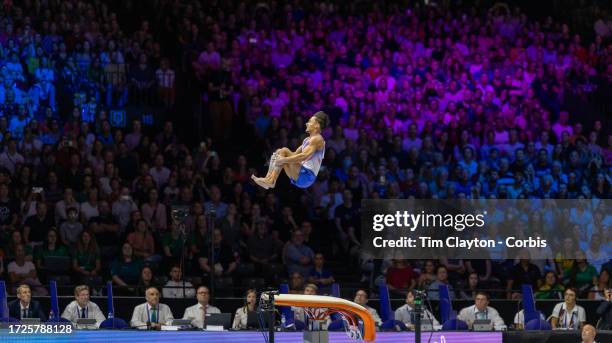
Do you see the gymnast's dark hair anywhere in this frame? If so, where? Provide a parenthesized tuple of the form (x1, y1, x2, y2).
(314, 111, 329, 129)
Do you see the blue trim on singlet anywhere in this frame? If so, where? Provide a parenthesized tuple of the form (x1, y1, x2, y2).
(290, 166, 316, 189)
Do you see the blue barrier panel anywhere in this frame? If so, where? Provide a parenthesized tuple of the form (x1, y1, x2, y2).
(0, 281, 7, 318)
(49, 280, 60, 321)
(439, 284, 452, 323)
(331, 283, 340, 298)
(378, 284, 393, 321)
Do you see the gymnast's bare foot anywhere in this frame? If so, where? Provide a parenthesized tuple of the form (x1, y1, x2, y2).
(251, 174, 272, 189)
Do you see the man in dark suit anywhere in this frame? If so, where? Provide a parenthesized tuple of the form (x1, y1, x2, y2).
(596, 287, 612, 330)
(8, 284, 47, 320)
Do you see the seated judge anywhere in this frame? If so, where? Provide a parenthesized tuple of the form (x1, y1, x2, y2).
(8, 284, 47, 321)
(61, 285, 106, 328)
(394, 289, 440, 329)
(550, 287, 586, 330)
(354, 289, 382, 326)
(457, 291, 505, 329)
(131, 287, 174, 329)
(182, 286, 221, 328)
(232, 289, 257, 329)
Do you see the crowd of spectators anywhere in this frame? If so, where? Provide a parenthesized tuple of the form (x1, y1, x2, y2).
(0, 0, 610, 301)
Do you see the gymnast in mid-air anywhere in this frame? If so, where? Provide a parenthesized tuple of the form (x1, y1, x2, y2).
(252, 111, 328, 189)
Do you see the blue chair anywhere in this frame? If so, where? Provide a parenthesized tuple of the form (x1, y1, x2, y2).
(521, 285, 537, 313)
(438, 285, 457, 323)
(525, 319, 552, 331)
(47, 280, 67, 323)
(0, 281, 9, 320)
(293, 319, 306, 331)
(380, 319, 408, 331)
(278, 283, 295, 327)
(100, 282, 130, 329)
(331, 283, 340, 298)
(100, 318, 130, 329)
(327, 319, 345, 331)
(441, 319, 468, 331)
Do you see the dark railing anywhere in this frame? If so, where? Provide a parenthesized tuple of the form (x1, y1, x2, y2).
(6, 281, 601, 302)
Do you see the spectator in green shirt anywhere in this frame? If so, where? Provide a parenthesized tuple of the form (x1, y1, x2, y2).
(564, 251, 598, 297)
(111, 242, 143, 295)
(536, 271, 565, 299)
(35, 228, 69, 271)
(72, 231, 101, 285)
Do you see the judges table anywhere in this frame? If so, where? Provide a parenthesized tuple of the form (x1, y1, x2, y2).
(0, 330, 502, 342)
(2, 330, 611, 343)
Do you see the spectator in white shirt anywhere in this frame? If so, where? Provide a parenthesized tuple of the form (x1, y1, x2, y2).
(80, 189, 100, 222)
(195, 42, 221, 71)
(162, 265, 194, 299)
(552, 111, 573, 142)
(155, 58, 175, 106)
(55, 188, 80, 224)
(0, 139, 25, 174)
(7, 244, 48, 296)
(112, 187, 138, 229)
(141, 188, 167, 233)
(61, 285, 106, 328)
(262, 87, 287, 118)
(401, 124, 423, 151)
(149, 154, 170, 188)
(182, 286, 221, 328)
(124, 120, 143, 151)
